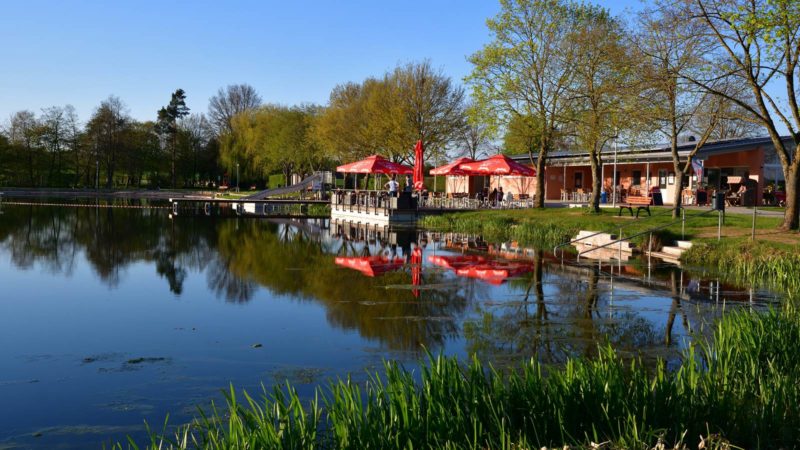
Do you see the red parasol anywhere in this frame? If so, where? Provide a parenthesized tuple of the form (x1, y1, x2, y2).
(458, 154, 536, 176)
(336, 155, 413, 175)
(413, 140, 425, 190)
(334, 256, 404, 277)
(429, 157, 476, 176)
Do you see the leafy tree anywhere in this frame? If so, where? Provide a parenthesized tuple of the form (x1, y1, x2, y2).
(468, 0, 586, 208)
(86, 96, 130, 188)
(685, 0, 800, 230)
(207, 84, 262, 136)
(229, 105, 322, 186)
(315, 61, 466, 165)
(633, 2, 739, 217)
(457, 103, 494, 160)
(178, 113, 214, 186)
(387, 61, 467, 163)
(503, 114, 544, 157)
(7, 110, 41, 185)
(566, 7, 635, 213)
(156, 89, 190, 187)
(313, 79, 390, 161)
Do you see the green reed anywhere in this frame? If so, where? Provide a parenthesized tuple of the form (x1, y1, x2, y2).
(682, 240, 800, 297)
(113, 309, 800, 449)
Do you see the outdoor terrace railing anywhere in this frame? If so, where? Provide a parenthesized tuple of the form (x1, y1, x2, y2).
(419, 194, 536, 210)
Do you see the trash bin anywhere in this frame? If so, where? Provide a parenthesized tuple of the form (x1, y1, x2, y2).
(712, 192, 726, 211)
(600, 191, 607, 204)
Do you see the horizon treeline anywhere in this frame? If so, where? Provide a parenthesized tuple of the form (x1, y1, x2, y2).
(0, 60, 481, 190)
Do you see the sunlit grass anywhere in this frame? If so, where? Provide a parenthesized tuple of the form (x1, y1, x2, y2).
(420, 206, 778, 250)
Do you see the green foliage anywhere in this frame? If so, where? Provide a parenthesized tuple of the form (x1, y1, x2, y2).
(502, 114, 544, 156)
(682, 239, 800, 296)
(224, 105, 322, 184)
(313, 61, 465, 165)
(114, 309, 800, 449)
(419, 207, 785, 251)
(268, 173, 286, 189)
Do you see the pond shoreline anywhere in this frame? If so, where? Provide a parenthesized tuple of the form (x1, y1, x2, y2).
(0, 187, 215, 200)
(110, 309, 800, 450)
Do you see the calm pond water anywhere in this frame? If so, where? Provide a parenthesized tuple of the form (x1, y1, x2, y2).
(0, 202, 781, 449)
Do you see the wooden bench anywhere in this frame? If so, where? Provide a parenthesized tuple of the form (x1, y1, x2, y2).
(618, 196, 652, 218)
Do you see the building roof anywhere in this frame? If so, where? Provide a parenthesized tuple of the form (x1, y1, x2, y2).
(509, 135, 794, 166)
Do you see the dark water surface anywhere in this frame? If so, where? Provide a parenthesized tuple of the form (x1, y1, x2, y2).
(0, 203, 781, 449)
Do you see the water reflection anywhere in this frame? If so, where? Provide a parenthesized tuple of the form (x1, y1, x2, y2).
(0, 204, 779, 359)
(0, 203, 785, 449)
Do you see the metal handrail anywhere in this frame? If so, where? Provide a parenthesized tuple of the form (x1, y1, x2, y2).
(577, 208, 720, 256)
(553, 206, 681, 253)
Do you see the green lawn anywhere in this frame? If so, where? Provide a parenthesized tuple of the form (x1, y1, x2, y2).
(420, 206, 789, 248)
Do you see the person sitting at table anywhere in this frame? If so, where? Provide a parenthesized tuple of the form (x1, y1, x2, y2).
(737, 172, 750, 195)
(505, 190, 514, 204)
(497, 187, 504, 205)
(384, 174, 399, 197)
(488, 188, 498, 205)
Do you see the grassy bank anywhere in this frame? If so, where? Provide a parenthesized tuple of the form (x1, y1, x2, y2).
(113, 310, 800, 450)
(419, 207, 785, 250)
(683, 239, 800, 296)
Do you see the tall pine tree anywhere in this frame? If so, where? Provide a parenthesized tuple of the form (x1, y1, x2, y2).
(156, 89, 190, 187)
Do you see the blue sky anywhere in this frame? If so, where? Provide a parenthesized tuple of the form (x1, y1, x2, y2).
(0, 0, 642, 123)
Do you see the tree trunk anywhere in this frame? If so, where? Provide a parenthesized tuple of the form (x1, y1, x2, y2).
(533, 157, 546, 208)
(782, 161, 799, 231)
(672, 175, 684, 218)
(588, 151, 602, 213)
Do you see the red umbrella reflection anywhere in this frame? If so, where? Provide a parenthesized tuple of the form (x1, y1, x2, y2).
(411, 247, 423, 298)
(427, 254, 487, 271)
(454, 261, 533, 285)
(334, 256, 405, 277)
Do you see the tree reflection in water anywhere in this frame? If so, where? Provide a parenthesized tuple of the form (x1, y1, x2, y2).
(0, 203, 757, 363)
(464, 250, 673, 366)
(0, 204, 467, 353)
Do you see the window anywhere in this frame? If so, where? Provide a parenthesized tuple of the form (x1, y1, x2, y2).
(658, 169, 668, 189)
(632, 170, 641, 186)
(574, 172, 583, 188)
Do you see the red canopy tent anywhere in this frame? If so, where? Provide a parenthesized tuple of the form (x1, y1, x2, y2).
(458, 154, 536, 176)
(334, 256, 404, 277)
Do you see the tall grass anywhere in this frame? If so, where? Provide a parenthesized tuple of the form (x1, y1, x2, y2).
(420, 209, 684, 250)
(683, 240, 800, 296)
(113, 310, 800, 450)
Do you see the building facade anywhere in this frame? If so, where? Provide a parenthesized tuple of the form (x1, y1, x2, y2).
(445, 136, 792, 206)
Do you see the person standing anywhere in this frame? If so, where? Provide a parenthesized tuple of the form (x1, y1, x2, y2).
(385, 174, 399, 197)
